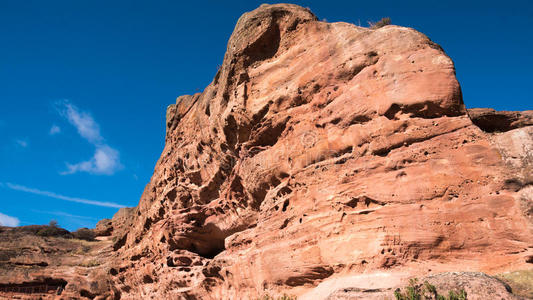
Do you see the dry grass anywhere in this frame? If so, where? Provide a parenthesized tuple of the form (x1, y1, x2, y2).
(78, 259, 101, 268)
(257, 294, 297, 300)
(369, 17, 391, 29)
(73, 244, 91, 255)
(495, 269, 533, 299)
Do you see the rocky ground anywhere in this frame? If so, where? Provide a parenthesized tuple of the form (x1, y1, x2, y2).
(0, 226, 116, 299)
(0, 3, 532, 300)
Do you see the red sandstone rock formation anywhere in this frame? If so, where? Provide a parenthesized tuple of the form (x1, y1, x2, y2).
(323, 272, 521, 300)
(0, 226, 117, 299)
(104, 3, 532, 299)
(468, 108, 533, 133)
(1, 3, 531, 299)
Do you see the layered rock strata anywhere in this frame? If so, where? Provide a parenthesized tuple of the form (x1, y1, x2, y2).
(1, 3, 531, 300)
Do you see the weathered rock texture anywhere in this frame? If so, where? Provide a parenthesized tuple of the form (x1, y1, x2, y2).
(0, 226, 117, 299)
(1, 3, 532, 300)
(324, 272, 519, 300)
(468, 108, 533, 133)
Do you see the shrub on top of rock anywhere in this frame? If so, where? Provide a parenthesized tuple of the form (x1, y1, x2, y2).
(394, 278, 467, 300)
(369, 17, 391, 29)
(36, 220, 70, 237)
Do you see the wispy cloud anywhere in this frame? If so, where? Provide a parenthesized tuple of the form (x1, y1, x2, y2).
(0, 212, 20, 227)
(16, 139, 28, 148)
(56, 101, 122, 175)
(3, 182, 126, 208)
(59, 101, 102, 143)
(49, 125, 61, 135)
(31, 210, 98, 221)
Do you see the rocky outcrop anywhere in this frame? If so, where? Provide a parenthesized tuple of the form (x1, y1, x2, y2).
(0, 226, 119, 299)
(103, 3, 532, 299)
(94, 207, 137, 238)
(323, 272, 519, 300)
(1, 3, 531, 299)
(468, 108, 533, 132)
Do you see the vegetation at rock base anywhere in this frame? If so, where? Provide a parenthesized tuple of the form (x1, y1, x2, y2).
(496, 270, 533, 299)
(394, 278, 467, 300)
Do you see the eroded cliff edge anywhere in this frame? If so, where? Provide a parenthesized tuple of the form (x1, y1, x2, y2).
(1, 4, 532, 300)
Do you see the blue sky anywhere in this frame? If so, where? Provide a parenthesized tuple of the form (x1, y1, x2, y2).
(0, 0, 531, 230)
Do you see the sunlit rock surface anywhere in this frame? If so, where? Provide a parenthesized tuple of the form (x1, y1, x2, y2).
(1, 4, 531, 300)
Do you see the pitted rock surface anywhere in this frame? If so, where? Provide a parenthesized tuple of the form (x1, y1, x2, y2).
(1, 4, 531, 300)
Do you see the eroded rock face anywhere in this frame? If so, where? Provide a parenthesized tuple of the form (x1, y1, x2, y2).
(102, 4, 532, 299)
(0, 226, 118, 299)
(102, 5, 533, 299)
(1, 4, 531, 299)
(468, 108, 533, 133)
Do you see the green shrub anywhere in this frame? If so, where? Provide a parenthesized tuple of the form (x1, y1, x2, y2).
(36, 226, 62, 237)
(369, 17, 391, 29)
(446, 290, 467, 300)
(36, 221, 69, 237)
(72, 228, 96, 241)
(394, 278, 467, 300)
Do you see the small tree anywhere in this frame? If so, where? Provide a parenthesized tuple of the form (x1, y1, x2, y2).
(49, 220, 58, 228)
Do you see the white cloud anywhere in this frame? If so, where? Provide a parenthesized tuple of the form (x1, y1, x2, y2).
(3, 182, 126, 208)
(49, 125, 61, 135)
(16, 139, 28, 148)
(59, 101, 102, 144)
(56, 101, 122, 175)
(0, 212, 20, 227)
(62, 145, 122, 175)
